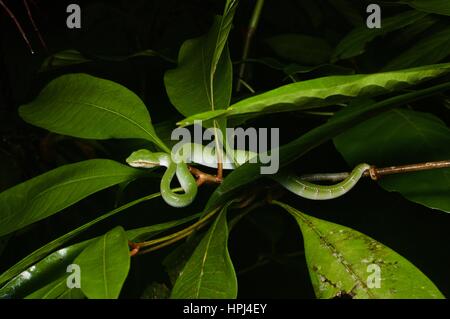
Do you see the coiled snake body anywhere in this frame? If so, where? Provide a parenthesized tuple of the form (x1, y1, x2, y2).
(126, 144, 370, 207)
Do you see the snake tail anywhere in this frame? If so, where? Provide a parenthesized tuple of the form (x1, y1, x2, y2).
(274, 163, 371, 200)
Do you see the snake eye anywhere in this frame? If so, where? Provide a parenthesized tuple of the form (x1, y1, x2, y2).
(127, 160, 158, 168)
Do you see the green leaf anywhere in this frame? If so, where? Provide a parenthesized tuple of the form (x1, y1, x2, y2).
(384, 27, 450, 71)
(74, 226, 130, 299)
(125, 213, 202, 243)
(19, 73, 168, 152)
(242, 57, 354, 78)
(39, 50, 91, 71)
(204, 82, 450, 210)
(275, 201, 445, 299)
(265, 34, 332, 65)
(58, 286, 85, 299)
(179, 63, 450, 126)
(177, 110, 229, 127)
(164, 1, 237, 117)
(171, 205, 237, 299)
(0, 192, 163, 288)
(333, 11, 428, 61)
(25, 276, 83, 299)
(25, 277, 66, 299)
(388, 15, 438, 48)
(0, 213, 199, 298)
(405, 0, 450, 16)
(0, 241, 92, 299)
(334, 109, 450, 213)
(39, 49, 175, 72)
(140, 282, 170, 299)
(163, 232, 203, 285)
(0, 159, 142, 237)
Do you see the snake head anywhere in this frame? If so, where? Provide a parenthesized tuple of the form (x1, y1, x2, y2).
(126, 149, 165, 168)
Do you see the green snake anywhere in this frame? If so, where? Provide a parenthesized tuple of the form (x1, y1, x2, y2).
(126, 144, 370, 207)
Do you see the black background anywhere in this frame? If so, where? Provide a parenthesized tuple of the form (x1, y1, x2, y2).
(0, 0, 449, 298)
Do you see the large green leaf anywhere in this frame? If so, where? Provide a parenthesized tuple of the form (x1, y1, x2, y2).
(0, 192, 164, 287)
(179, 63, 450, 126)
(332, 10, 427, 61)
(171, 205, 237, 298)
(334, 109, 450, 213)
(265, 34, 332, 65)
(204, 82, 450, 210)
(74, 226, 130, 299)
(0, 159, 143, 237)
(19, 73, 168, 152)
(0, 241, 92, 299)
(384, 27, 450, 71)
(405, 0, 450, 16)
(275, 202, 445, 299)
(164, 1, 237, 117)
(163, 233, 203, 286)
(0, 214, 199, 298)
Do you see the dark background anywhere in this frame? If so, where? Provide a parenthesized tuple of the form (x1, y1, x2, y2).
(0, 0, 449, 298)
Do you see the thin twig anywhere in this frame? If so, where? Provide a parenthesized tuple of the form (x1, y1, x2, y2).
(238, 78, 256, 94)
(298, 160, 450, 182)
(367, 160, 450, 180)
(213, 121, 224, 181)
(189, 166, 222, 186)
(129, 207, 221, 255)
(236, 0, 265, 92)
(0, 0, 34, 54)
(23, 0, 47, 52)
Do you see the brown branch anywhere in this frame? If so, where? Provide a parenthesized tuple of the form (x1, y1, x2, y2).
(23, 0, 47, 52)
(130, 160, 450, 255)
(298, 160, 450, 182)
(0, 0, 34, 54)
(128, 207, 221, 256)
(366, 160, 450, 180)
(189, 166, 222, 186)
(216, 161, 223, 181)
(128, 240, 140, 257)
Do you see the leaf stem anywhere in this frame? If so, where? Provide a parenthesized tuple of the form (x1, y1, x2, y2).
(236, 0, 265, 92)
(131, 206, 222, 254)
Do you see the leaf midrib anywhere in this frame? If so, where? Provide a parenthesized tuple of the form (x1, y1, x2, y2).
(229, 69, 445, 112)
(102, 234, 109, 298)
(61, 99, 166, 150)
(291, 208, 375, 298)
(3, 172, 136, 230)
(194, 213, 221, 298)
